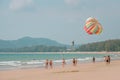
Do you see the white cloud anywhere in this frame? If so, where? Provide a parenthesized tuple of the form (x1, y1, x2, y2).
(9, 0, 33, 11)
(64, 0, 80, 6)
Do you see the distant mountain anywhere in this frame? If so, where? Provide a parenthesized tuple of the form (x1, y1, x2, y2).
(0, 37, 66, 49)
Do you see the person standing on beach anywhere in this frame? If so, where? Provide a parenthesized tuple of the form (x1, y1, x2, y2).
(62, 58, 66, 67)
(45, 59, 49, 69)
(73, 58, 76, 66)
(92, 57, 95, 63)
(105, 56, 110, 64)
(105, 56, 108, 64)
(49, 60, 53, 69)
(108, 55, 111, 64)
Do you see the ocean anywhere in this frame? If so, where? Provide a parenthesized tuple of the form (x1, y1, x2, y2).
(0, 52, 120, 70)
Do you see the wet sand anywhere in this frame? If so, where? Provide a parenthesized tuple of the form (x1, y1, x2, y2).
(0, 60, 120, 80)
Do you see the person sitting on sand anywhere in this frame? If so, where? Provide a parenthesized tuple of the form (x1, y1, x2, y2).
(45, 59, 49, 69)
(49, 60, 53, 69)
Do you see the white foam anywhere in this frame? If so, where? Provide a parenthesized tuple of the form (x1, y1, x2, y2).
(26, 60, 43, 65)
(0, 61, 21, 66)
(77, 57, 92, 61)
(53, 60, 62, 63)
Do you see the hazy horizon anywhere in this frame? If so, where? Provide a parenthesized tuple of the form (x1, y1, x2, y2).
(0, 0, 120, 44)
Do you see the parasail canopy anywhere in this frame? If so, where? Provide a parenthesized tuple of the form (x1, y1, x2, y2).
(84, 17, 103, 35)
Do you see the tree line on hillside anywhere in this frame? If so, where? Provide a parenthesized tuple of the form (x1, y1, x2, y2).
(76, 39, 120, 52)
(0, 39, 120, 52)
(0, 45, 67, 52)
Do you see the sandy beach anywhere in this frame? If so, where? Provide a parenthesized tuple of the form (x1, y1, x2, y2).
(0, 60, 120, 80)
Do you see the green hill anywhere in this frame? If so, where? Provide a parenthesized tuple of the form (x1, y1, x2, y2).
(0, 37, 65, 49)
(0, 37, 120, 52)
(76, 39, 120, 51)
(0, 37, 67, 52)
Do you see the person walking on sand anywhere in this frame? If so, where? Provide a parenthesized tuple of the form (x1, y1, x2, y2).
(45, 59, 49, 69)
(108, 55, 111, 64)
(105, 56, 110, 64)
(92, 57, 95, 63)
(62, 58, 66, 67)
(49, 60, 53, 69)
(73, 58, 76, 66)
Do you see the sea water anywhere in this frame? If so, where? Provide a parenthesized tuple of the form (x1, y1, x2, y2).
(0, 52, 120, 70)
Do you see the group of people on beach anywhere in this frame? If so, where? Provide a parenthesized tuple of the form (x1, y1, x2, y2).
(61, 58, 77, 67)
(45, 59, 53, 69)
(45, 58, 78, 69)
(92, 55, 111, 64)
(45, 55, 111, 69)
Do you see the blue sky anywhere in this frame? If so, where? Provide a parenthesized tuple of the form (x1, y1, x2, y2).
(0, 0, 120, 45)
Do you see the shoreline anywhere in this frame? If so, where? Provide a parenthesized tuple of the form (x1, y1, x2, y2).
(0, 58, 119, 72)
(0, 53, 120, 71)
(1, 60, 120, 80)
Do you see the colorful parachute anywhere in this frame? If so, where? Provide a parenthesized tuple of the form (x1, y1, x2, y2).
(84, 17, 103, 35)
